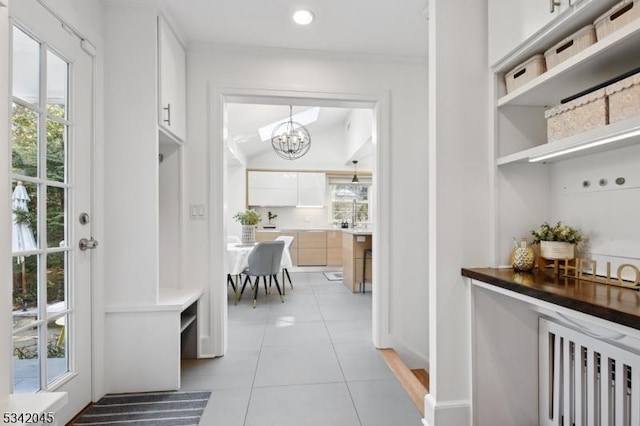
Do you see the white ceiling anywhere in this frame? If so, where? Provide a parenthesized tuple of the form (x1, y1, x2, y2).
(162, 0, 429, 58)
(161, 0, 428, 163)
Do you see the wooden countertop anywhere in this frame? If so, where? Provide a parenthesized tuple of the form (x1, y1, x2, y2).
(462, 267, 640, 330)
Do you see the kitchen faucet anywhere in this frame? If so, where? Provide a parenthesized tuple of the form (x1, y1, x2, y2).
(352, 199, 357, 228)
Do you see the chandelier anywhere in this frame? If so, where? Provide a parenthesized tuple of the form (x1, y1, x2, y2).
(271, 106, 311, 160)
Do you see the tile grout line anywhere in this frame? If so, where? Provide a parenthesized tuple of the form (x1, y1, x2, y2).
(241, 282, 272, 426)
(318, 281, 365, 426)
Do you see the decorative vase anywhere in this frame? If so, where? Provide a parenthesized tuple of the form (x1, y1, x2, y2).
(512, 247, 535, 271)
(540, 241, 575, 260)
(241, 225, 255, 244)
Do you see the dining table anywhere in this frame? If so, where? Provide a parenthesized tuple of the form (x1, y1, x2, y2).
(226, 242, 293, 303)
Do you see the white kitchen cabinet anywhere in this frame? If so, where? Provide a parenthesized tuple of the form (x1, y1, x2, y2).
(248, 171, 298, 206)
(247, 171, 326, 207)
(297, 172, 325, 207)
(158, 16, 186, 142)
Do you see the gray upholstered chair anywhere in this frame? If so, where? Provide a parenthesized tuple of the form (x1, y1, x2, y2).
(239, 240, 285, 308)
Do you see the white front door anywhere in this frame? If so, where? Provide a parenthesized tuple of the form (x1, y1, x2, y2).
(10, 0, 94, 422)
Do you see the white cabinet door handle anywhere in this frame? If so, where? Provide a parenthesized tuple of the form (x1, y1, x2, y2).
(163, 103, 171, 126)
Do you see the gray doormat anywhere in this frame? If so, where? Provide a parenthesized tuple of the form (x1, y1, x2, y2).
(71, 390, 211, 425)
(323, 272, 343, 281)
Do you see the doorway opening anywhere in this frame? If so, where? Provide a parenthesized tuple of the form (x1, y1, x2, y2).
(209, 88, 391, 355)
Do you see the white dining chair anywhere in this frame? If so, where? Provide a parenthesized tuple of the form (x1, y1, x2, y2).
(227, 235, 243, 296)
(275, 235, 294, 293)
(227, 235, 242, 245)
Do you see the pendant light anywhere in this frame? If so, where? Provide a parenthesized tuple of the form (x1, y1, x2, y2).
(271, 105, 312, 160)
(351, 160, 359, 183)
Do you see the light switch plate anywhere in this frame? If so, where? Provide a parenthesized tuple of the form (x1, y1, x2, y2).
(189, 204, 206, 220)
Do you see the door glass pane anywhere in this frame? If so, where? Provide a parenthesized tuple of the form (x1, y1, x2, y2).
(46, 120, 66, 182)
(11, 103, 39, 177)
(46, 252, 67, 314)
(46, 51, 67, 118)
(13, 326, 41, 393)
(47, 186, 66, 248)
(12, 255, 39, 328)
(12, 180, 38, 253)
(47, 316, 68, 385)
(12, 256, 38, 330)
(12, 27, 40, 106)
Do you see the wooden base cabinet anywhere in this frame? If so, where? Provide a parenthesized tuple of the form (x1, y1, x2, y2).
(327, 231, 343, 266)
(297, 231, 327, 266)
(255, 229, 346, 267)
(342, 233, 372, 293)
(255, 231, 298, 265)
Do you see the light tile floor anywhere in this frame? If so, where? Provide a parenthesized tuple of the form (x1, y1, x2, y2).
(181, 271, 422, 426)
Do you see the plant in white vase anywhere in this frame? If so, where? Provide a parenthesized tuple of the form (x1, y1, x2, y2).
(233, 209, 261, 244)
(531, 221, 584, 260)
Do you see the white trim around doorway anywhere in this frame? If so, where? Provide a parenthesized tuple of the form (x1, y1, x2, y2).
(206, 86, 391, 355)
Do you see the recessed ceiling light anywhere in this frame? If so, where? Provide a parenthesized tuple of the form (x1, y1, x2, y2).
(293, 9, 314, 25)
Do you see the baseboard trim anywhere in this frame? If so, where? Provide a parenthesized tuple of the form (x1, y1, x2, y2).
(424, 393, 471, 426)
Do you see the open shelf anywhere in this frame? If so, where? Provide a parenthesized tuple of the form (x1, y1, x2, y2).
(159, 127, 182, 157)
(497, 116, 640, 165)
(498, 18, 640, 108)
(180, 314, 196, 332)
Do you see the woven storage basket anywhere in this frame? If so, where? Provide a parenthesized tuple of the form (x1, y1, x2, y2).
(594, 0, 640, 40)
(505, 54, 546, 94)
(544, 25, 596, 69)
(544, 88, 608, 142)
(606, 72, 640, 123)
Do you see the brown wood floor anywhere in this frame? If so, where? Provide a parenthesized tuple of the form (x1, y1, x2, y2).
(378, 348, 429, 416)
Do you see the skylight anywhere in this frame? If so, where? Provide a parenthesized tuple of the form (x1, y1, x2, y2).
(258, 107, 320, 141)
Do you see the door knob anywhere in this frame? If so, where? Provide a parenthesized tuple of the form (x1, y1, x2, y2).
(79, 237, 99, 251)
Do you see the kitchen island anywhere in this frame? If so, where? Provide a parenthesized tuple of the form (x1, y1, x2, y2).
(342, 230, 372, 292)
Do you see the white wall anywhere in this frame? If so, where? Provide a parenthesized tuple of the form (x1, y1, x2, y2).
(427, 0, 490, 424)
(226, 164, 247, 238)
(186, 45, 430, 366)
(103, 3, 159, 306)
(345, 109, 373, 161)
(551, 144, 640, 276)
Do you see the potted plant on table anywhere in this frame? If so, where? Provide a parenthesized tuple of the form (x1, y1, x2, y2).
(531, 221, 584, 260)
(233, 209, 261, 244)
